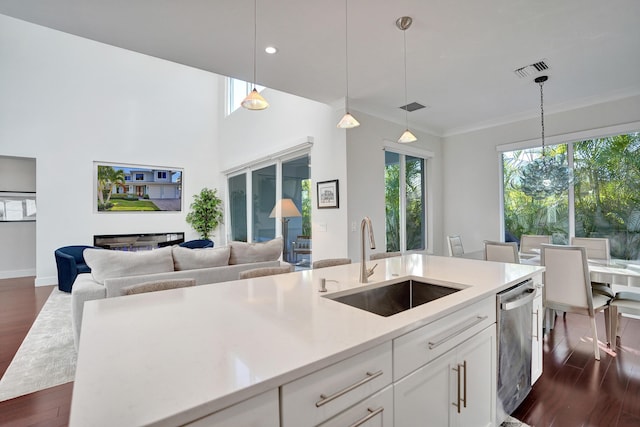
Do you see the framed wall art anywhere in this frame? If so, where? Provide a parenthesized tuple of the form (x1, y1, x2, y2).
(317, 179, 339, 209)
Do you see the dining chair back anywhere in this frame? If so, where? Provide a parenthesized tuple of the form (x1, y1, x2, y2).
(238, 265, 293, 279)
(570, 237, 610, 261)
(484, 241, 520, 263)
(447, 235, 464, 257)
(520, 235, 551, 255)
(609, 291, 640, 344)
(370, 251, 401, 260)
(541, 244, 611, 360)
(312, 258, 351, 269)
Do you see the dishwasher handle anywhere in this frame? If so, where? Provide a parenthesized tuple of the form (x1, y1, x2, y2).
(500, 288, 536, 311)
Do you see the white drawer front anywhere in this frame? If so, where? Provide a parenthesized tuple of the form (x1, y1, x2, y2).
(184, 389, 279, 427)
(394, 296, 496, 380)
(281, 342, 393, 427)
(318, 385, 393, 427)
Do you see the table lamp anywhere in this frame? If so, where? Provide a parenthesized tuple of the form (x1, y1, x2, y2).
(269, 199, 302, 262)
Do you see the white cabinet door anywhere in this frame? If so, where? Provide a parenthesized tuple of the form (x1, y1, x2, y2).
(531, 285, 543, 384)
(184, 389, 278, 427)
(394, 326, 496, 427)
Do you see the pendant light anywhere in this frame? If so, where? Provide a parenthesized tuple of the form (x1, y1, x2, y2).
(242, 0, 269, 110)
(337, 0, 360, 128)
(519, 75, 573, 199)
(396, 16, 417, 143)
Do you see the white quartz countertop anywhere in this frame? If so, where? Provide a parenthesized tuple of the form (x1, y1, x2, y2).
(69, 254, 543, 426)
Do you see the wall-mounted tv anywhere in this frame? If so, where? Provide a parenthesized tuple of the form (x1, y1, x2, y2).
(94, 162, 183, 212)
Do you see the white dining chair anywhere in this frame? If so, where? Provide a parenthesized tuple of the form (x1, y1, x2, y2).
(312, 258, 352, 269)
(369, 251, 401, 260)
(541, 244, 612, 360)
(484, 241, 520, 263)
(520, 234, 551, 255)
(570, 237, 610, 261)
(447, 235, 464, 257)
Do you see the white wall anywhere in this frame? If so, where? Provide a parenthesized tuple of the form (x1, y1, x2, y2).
(345, 111, 444, 260)
(443, 94, 640, 254)
(0, 156, 36, 278)
(0, 15, 221, 285)
(217, 87, 349, 261)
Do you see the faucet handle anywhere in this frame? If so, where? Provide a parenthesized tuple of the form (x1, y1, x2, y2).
(367, 263, 378, 277)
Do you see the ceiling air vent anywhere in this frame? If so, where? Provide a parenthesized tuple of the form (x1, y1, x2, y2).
(513, 60, 549, 78)
(399, 102, 427, 112)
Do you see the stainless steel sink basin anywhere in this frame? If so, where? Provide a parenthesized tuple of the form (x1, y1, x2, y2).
(327, 279, 461, 317)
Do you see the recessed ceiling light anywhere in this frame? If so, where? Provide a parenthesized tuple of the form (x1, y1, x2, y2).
(265, 46, 278, 54)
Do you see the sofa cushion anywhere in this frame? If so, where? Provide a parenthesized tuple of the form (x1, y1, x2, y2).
(172, 246, 230, 271)
(228, 237, 282, 265)
(122, 278, 196, 295)
(83, 246, 174, 285)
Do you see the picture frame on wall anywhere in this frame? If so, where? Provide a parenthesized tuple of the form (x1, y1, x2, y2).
(317, 179, 339, 209)
(94, 161, 183, 213)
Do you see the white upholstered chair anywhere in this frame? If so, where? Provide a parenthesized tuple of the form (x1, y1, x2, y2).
(570, 237, 611, 261)
(447, 235, 464, 257)
(483, 241, 520, 263)
(370, 251, 401, 260)
(520, 234, 551, 255)
(312, 258, 352, 269)
(609, 292, 640, 344)
(541, 244, 612, 360)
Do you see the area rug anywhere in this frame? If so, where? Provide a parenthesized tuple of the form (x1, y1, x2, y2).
(0, 288, 76, 401)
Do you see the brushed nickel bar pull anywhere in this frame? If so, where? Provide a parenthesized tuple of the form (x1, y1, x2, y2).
(462, 360, 467, 409)
(347, 407, 384, 427)
(533, 309, 540, 342)
(315, 370, 383, 407)
(428, 316, 488, 349)
(452, 364, 462, 413)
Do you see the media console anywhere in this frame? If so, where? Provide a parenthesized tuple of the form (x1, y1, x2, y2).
(93, 232, 184, 251)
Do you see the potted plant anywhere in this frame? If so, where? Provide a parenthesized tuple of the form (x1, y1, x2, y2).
(185, 187, 223, 240)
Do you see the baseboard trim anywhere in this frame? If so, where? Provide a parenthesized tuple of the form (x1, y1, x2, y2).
(35, 276, 57, 287)
(0, 269, 36, 279)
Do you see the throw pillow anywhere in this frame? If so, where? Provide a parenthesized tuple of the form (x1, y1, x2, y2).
(83, 246, 175, 285)
(122, 278, 196, 295)
(171, 246, 230, 271)
(229, 236, 282, 265)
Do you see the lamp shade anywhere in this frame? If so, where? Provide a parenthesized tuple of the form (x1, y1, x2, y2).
(398, 129, 417, 143)
(337, 112, 360, 129)
(241, 88, 269, 110)
(269, 199, 302, 218)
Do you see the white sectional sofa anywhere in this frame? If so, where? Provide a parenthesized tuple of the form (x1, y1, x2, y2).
(71, 237, 288, 348)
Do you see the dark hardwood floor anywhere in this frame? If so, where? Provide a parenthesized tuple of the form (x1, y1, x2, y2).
(1, 276, 640, 426)
(0, 277, 72, 427)
(513, 311, 640, 426)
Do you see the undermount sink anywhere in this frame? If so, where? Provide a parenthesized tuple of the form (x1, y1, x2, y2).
(326, 279, 461, 317)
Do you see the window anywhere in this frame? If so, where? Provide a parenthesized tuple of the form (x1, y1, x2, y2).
(385, 151, 426, 252)
(226, 152, 311, 257)
(157, 171, 167, 179)
(226, 78, 266, 116)
(502, 131, 640, 259)
(135, 173, 144, 181)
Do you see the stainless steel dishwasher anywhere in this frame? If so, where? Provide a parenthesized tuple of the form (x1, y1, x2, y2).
(496, 279, 536, 423)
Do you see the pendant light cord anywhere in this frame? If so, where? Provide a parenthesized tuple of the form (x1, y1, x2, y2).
(540, 80, 545, 155)
(252, 0, 257, 89)
(344, 0, 350, 112)
(403, 28, 409, 128)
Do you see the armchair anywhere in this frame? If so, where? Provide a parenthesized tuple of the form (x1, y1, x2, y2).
(54, 245, 99, 292)
(178, 239, 214, 249)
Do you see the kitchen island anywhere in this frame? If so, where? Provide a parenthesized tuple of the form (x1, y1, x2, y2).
(70, 254, 543, 426)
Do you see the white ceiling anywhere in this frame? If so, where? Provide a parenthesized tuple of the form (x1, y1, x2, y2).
(2, 0, 639, 136)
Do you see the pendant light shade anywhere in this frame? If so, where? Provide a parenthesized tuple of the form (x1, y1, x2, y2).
(242, 0, 269, 110)
(396, 16, 416, 143)
(337, 112, 360, 129)
(337, 0, 359, 128)
(241, 88, 269, 110)
(398, 129, 418, 143)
